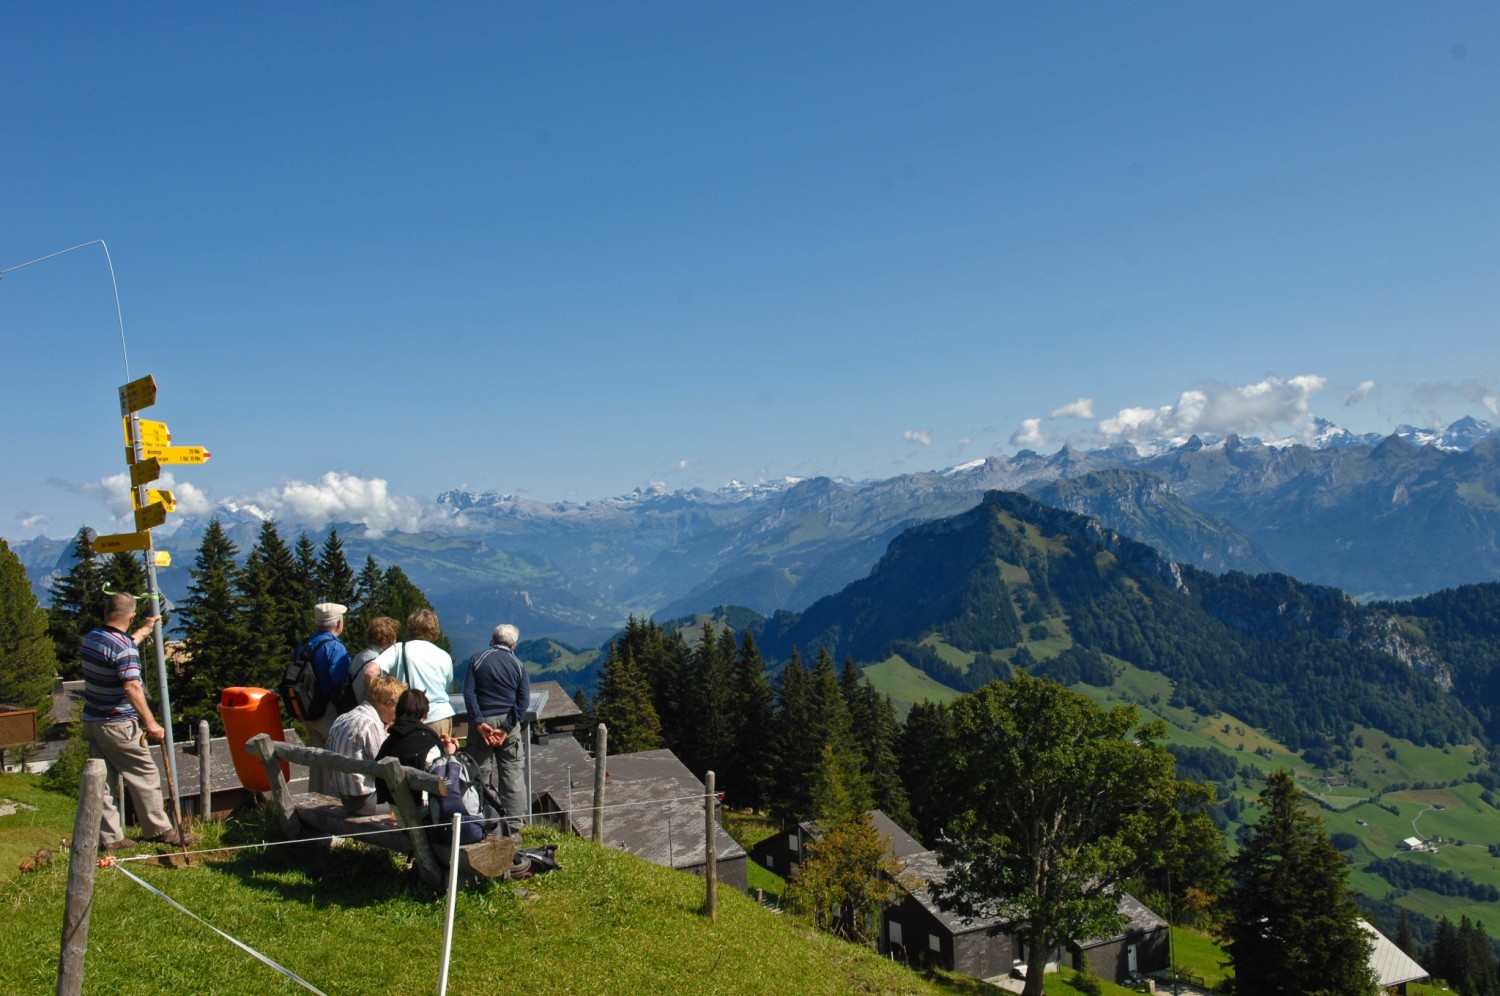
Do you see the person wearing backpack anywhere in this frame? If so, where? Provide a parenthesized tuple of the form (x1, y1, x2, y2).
(376, 688, 454, 805)
(297, 602, 352, 794)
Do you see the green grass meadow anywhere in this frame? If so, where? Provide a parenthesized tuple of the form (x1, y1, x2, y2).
(3, 773, 984, 995)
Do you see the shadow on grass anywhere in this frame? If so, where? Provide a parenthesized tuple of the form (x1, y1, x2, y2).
(199, 801, 432, 908)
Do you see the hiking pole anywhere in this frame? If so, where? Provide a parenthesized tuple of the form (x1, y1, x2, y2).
(147, 731, 188, 856)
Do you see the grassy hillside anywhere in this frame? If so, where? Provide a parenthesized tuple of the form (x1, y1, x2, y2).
(1, 773, 981, 994)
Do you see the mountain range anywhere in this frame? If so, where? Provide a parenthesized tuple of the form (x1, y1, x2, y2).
(14, 416, 1500, 651)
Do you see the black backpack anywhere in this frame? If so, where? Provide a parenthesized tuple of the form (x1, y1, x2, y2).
(279, 633, 335, 722)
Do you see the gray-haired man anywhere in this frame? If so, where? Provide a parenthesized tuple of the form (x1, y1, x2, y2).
(463, 623, 531, 837)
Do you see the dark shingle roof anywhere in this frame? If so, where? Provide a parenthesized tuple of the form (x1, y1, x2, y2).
(531, 681, 584, 723)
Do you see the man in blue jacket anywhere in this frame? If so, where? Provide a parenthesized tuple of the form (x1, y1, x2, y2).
(463, 623, 531, 838)
(300, 601, 351, 794)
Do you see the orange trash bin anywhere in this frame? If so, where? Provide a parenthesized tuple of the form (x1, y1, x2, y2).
(219, 687, 289, 792)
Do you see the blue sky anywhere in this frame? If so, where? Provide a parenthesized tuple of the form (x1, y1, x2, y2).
(4, 3, 1498, 541)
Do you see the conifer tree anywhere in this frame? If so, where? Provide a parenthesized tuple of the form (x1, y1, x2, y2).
(680, 623, 735, 780)
(898, 699, 956, 842)
(291, 533, 319, 633)
(104, 552, 148, 599)
(0, 538, 59, 713)
(843, 659, 912, 829)
(809, 648, 871, 816)
(769, 647, 816, 821)
(176, 519, 248, 732)
(593, 645, 662, 753)
(316, 527, 356, 606)
(348, 555, 385, 638)
(1394, 910, 1414, 957)
(1222, 769, 1376, 995)
(238, 520, 302, 690)
(47, 528, 108, 679)
(730, 631, 775, 811)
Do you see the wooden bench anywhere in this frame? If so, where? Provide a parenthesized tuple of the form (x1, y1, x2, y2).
(245, 733, 516, 890)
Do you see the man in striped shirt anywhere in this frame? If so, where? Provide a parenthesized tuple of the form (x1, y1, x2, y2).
(82, 592, 193, 849)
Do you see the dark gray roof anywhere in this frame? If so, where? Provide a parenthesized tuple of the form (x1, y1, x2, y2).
(901, 850, 1008, 935)
(1076, 891, 1169, 948)
(528, 735, 594, 798)
(150, 728, 308, 799)
(545, 774, 744, 870)
(531, 681, 584, 723)
(50, 680, 85, 726)
(601, 748, 707, 794)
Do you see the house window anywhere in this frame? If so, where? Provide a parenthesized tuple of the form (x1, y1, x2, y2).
(888, 922, 903, 945)
(789, 833, 799, 853)
(764, 854, 774, 869)
(929, 934, 941, 952)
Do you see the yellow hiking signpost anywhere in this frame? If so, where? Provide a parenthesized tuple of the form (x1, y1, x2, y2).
(115, 373, 212, 806)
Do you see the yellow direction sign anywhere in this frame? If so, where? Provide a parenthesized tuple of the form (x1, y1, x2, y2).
(132, 488, 175, 511)
(129, 457, 162, 488)
(154, 445, 210, 465)
(134, 501, 169, 532)
(153, 551, 171, 568)
(126, 444, 209, 465)
(118, 375, 157, 416)
(93, 531, 152, 554)
(123, 418, 171, 445)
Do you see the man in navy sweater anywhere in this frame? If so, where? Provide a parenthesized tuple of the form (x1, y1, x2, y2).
(463, 623, 531, 837)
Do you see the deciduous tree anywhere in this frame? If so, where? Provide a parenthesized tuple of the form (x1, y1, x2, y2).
(786, 811, 911, 944)
(934, 672, 1187, 996)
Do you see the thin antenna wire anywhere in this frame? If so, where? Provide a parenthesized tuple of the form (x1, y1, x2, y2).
(1, 239, 131, 377)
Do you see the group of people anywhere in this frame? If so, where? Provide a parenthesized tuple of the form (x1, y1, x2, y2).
(298, 602, 531, 835)
(80, 593, 530, 850)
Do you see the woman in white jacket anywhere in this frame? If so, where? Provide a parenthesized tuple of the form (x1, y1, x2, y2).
(367, 608, 456, 735)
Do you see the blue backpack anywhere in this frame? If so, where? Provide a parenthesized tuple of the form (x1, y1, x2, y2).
(426, 751, 501, 845)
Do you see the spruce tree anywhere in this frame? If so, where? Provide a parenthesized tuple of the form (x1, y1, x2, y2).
(316, 527, 357, 606)
(808, 648, 871, 817)
(680, 623, 735, 781)
(1222, 769, 1376, 995)
(348, 555, 385, 640)
(844, 661, 912, 829)
(239, 520, 302, 690)
(104, 552, 148, 599)
(0, 538, 60, 713)
(291, 533, 319, 634)
(593, 645, 662, 753)
(769, 647, 816, 822)
(898, 699, 955, 842)
(47, 528, 108, 679)
(176, 519, 248, 732)
(730, 631, 775, 811)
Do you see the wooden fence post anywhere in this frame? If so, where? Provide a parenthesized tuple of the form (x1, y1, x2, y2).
(247, 734, 298, 835)
(592, 724, 607, 844)
(57, 758, 106, 996)
(704, 770, 717, 920)
(197, 719, 211, 820)
(380, 755, 445, 890)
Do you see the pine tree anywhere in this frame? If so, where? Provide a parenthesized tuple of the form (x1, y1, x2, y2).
(680, 623, 735, 780)
(47, 528, 108, 679)
(843, 659, 912, 829)
(104, 552, 148, 600)
(0, 538, 59, 713)
(1395, 910, 1414, 956)
(316, 527, 356, 606)
(808, 648, 871, 816)
(898, 698, 955, 843)
(291, 533, 319, 634)
(1222, 769, 1376, 995)
(593, 645, 662, 753)
(730, 631, 775, 811)
(348, 555, 385, 639)
(176, 519, 248, 733)
(238, 520, 302, 691)
(769, 647, 816, 822)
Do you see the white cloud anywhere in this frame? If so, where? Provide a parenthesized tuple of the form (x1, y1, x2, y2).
(903, 429, 932, 446)
(1486, 395, 1500, 418)
(1050, 398, 1095, 420)
(1344, 380, 1377, 406)
(957, 436, 971, 447)
(223, 472, 433, 538)
(1095, 375, 1327, 445)
(1010, 418, 1046, 448)
(18, 513, 49, 531)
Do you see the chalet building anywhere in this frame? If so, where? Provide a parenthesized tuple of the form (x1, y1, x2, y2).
(753, 809, 1167, 985)
(529, 736, 747, 890)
